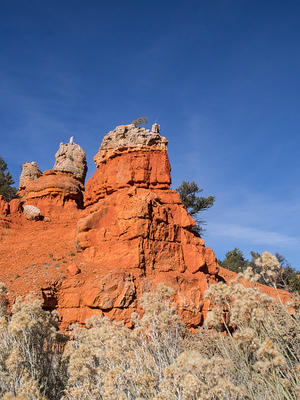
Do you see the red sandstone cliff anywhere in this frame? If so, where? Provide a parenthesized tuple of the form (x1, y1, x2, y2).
(0, 124, 290, 330)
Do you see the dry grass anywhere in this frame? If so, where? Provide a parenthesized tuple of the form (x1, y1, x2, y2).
(0, 252, 299, 399)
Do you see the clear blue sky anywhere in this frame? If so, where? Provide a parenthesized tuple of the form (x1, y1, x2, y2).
(1, 0, 300, 268)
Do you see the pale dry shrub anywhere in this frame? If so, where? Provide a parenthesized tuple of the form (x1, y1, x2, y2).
(62, 284, 189, 400)
(0, 289, 67, 400)
(0, 283, 8, 317)
(62, 284, 245, 400)
(154, 352, 245, 400)
(254, 251, 282, 285)
(204, 263, 300, 400)
(0, 266, 299, 400)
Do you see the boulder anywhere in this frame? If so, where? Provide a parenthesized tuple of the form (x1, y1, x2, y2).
(23, 204, 40, 220)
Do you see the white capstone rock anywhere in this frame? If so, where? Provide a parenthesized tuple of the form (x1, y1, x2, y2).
(53, 141, 87, 183)
(95, 123, 168, 166)
(19, 162, 42, 189)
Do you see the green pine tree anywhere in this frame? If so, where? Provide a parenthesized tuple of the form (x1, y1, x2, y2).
(218, 248, 250, 273)
(0, 157, 17, 201)
(176, 181, 215, 235)
(274, 253, 300, 293)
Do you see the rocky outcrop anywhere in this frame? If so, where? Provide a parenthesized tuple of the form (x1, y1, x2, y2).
(0, 195, 9, 216)
(72, 123, 223, 328)
(0, 123, 291, 332)
(19, 170, 84, 212)
(85, 124, 170, 206)
(53, 138, 87, 183)
(17, 140, 87, 215)
(0, 195, 10, 229)
(94, 123, 168, 166)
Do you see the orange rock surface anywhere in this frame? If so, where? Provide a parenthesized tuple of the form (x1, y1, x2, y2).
(19, 170, 84, 214)
(0, 124, 290, 330)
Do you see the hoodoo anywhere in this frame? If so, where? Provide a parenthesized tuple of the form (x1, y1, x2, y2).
(53, 138, 87, 183)
(0, 123, 290, 330)
(17, 140, 87, 214)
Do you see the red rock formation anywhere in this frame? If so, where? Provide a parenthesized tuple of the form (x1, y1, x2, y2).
(19, 170, 84, 215)
(0, 195, 10, 229)
(17, 140, 87, 216)
(0, 123, 291, 331)
(70, 123, 289, 329)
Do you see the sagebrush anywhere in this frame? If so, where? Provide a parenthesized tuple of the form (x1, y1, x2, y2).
(0, 254, 299, 399)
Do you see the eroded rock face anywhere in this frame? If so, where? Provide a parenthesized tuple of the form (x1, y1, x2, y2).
(0, 124, 290, 332)
(85, 150, 171, 206)
(53, 139, 87, 183)
(73, 123, 223, 328)
(0, 195, 10, 228)
(0, 195, 9, 216)
(18, 170, 84, 214)
(17, 139, 87, 215)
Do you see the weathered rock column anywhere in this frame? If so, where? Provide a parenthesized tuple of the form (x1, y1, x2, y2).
(19, 162, 42, 192)
(17, 139, 87, 214)
(75, 123, 221, 328)
(53, 138, 87, 183)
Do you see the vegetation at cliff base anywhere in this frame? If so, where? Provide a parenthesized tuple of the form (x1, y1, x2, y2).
(0, 253, 299, 400)
(219, 248, 300, 293)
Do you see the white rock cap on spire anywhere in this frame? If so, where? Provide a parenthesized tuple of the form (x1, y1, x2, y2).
(53, 139, 87, 183)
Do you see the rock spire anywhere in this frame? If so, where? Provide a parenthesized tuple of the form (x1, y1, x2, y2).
(53, 140, 87, 183)
(17, 139, 87, 213)
(19, 162, 42, 190)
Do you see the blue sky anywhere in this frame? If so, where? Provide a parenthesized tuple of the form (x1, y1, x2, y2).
(1, 0, 300, 268)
